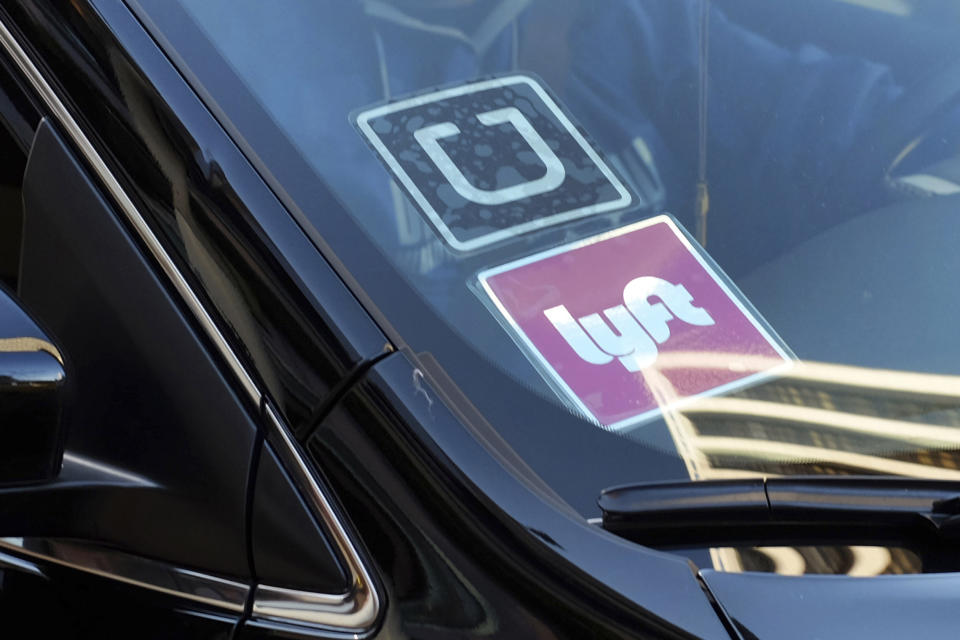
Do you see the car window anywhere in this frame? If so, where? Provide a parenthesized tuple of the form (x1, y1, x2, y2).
(133, 0, 960, 576)
(0, 63, 34, 291)
(0, 132, 24, 290)
(0, 26, 353, 611)
(13, 119, 258, 579)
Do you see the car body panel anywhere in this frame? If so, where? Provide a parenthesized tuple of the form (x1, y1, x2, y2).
(299, 351, 730, 639)
(701, 569, 960, 640)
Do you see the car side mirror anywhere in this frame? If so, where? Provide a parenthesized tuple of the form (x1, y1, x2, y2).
(0, 284, 65, 485)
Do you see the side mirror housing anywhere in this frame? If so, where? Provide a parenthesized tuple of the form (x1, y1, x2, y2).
(0, 284, 65, 485)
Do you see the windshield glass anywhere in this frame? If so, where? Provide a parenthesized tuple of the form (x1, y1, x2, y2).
(132, 0, 960, 576)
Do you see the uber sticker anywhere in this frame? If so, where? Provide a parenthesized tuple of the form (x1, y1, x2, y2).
(479, 216, 792, 430)
(355, 75, 635, 251)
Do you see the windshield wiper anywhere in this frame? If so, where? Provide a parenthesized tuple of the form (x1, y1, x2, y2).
(598, 476, 960, 553)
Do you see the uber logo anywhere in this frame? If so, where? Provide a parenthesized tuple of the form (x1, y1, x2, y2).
(356, 75, 635, 251)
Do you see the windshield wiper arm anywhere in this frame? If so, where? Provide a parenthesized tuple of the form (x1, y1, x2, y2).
(598, 476, 960, 549)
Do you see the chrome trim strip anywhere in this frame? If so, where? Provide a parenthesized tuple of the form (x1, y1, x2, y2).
(0, 16, 380, 632)
(0, 547, 45, 578)
(253, 584, 351, 625)
(256, 404, 380, 631)
(0, 537, 248, 611)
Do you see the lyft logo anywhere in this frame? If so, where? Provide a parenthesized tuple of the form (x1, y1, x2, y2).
(480, 216, 791, 430)
(545, 277, 714, 372)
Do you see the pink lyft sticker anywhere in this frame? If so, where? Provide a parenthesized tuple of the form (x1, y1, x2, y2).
(478, 216, 792, 431)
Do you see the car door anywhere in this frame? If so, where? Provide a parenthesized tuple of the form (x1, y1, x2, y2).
(0, 81, 252, 639)
(0, 4, 382, 638)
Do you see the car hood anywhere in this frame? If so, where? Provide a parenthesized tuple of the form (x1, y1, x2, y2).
(700, 569, 960, 639)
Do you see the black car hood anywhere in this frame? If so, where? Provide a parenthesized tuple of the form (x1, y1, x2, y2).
(700, 569, 960, 639)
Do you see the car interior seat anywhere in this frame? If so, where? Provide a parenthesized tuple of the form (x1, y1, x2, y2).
(738, 193, 960, 375)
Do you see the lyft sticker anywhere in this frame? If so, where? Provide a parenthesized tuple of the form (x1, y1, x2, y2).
(355, 75, 634, 251)
(479, 216, 792, 430)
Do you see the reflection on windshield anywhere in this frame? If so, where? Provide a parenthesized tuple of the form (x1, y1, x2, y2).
(837, 0, 912, 16)
(712, 545, 921, 576)
(658, 358, 960, 575)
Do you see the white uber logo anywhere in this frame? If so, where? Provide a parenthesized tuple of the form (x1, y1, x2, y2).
(413, 107, 566, 206)
(355, 75, 634, 251)
(544, 277, 715, 372)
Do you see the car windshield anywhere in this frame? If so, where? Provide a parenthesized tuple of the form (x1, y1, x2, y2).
(132, 0, 960, 575)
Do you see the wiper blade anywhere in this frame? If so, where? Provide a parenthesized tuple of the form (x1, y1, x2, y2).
(598, 476, 960, 549)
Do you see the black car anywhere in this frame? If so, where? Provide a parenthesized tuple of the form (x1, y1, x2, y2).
(3, 1, 960, 638)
